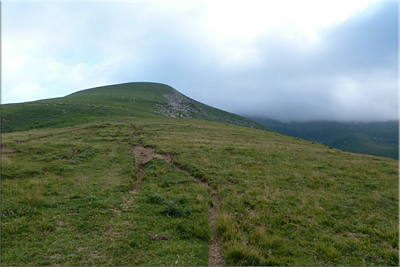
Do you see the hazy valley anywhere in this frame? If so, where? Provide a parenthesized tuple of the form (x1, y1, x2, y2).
(248, 117, 398, 159)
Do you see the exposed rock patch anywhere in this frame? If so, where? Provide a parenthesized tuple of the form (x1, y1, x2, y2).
(155, 91, 265, 131)
(155, 91, 201, 118)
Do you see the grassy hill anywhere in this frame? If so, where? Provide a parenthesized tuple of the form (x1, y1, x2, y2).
(1, 83, 398, 266)
(1, 82, 269, 133)
(249, 117, 399, 159)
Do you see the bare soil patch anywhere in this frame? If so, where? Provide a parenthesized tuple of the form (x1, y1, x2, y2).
(131, 146, 171, 193)
(208, 190, 223, 266)
(132, 146, 170, 168)
(149, 234, 169, 241)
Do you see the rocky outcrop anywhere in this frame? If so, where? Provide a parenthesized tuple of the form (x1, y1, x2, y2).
(155, 90, 269, 130)
(155, 91, 202, 118)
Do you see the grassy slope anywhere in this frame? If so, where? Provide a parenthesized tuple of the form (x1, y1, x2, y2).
(1, 82, 269, 133)
(2, 118, 398, 266)
(2, 122, 211, 265)
(146, 120, 399, 266)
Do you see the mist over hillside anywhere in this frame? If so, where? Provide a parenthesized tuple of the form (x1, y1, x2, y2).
(248, 116, 399, 159)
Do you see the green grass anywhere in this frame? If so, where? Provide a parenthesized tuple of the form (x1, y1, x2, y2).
(2, 118, 398, 265)
(1, 83, 398, 265)
(1, 82, 269, 133)
(141, 119, 399, 266)
(2, 122, 210, 265)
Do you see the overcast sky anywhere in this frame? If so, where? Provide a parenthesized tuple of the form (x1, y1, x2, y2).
(2, 1, 398, 122)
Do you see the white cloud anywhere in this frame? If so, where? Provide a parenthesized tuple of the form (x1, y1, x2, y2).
(203, 1, 370, 41)
(1, 1, 397, 122)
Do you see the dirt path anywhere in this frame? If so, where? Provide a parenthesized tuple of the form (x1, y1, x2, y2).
(131, 145, 223, 266)
(131, 146, 170, 193)
(132, 146, 171, 167)
(207, 190, 223, 266)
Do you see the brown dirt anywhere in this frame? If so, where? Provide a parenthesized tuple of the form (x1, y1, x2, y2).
(131, 146, 171, 194)
(207, 190, 223, 266)
(118, 145, 172, 229)
(149, 234, 169, 241)
(132, 146, 171, 168)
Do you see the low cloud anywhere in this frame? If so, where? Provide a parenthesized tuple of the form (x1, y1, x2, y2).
(3, 2, 397, 122)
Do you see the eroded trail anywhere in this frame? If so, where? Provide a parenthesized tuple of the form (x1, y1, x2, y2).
(131, 146, 170, 192)
(131, 145, 223, 266)
(208, 190, 223, 266)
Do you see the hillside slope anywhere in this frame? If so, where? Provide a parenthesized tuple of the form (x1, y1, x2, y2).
(1, 82, 270, 133)
(249, 117, 399, 159)
(2, 119, 398, 266)
(1, 83, 398, 266)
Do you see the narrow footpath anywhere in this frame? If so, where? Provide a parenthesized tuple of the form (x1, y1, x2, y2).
(131, 145, 223, 266)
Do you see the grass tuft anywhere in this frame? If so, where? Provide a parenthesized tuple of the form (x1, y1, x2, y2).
(146, 193, 165, 204)
(161, 202, 185, 218)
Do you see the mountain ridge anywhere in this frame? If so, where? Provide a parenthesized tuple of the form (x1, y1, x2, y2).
(1, 82, 270, 133)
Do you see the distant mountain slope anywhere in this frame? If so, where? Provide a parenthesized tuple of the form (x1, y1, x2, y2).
(249, 117, 399, 159)
(1, 82, 270, 133)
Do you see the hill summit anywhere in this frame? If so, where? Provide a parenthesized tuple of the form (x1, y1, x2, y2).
(2, 82, 269, 133)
